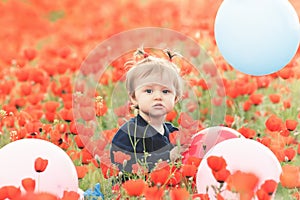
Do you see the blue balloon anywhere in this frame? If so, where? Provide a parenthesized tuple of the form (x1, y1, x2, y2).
(84, 183, 105, 200)
(214, 0, 300, 76)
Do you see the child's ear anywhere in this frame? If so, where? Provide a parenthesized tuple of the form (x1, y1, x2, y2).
(174, 96, 181, 104)
(129, 93, 137, 106)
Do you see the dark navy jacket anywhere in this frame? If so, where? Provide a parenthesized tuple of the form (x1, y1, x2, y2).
(110, 114, 178, 172)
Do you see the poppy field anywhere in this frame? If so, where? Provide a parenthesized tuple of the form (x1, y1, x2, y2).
(1, 0, 300, 199)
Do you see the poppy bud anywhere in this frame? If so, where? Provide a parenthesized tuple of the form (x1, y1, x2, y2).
(285, 119, 298, 131)
(207, 156, 227, 172)
(21, 178, 36, 192)
(212, 168, 230, 183)
(34, 157, 48, 173)
(260, 179, 278, 195)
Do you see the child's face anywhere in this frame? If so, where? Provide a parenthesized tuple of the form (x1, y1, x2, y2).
(131, 79, 177, 120)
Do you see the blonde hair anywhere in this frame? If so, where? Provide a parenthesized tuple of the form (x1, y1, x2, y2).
(125, 55, 183, 100)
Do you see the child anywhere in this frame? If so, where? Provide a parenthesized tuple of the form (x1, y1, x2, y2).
(110, 48, 186, 172)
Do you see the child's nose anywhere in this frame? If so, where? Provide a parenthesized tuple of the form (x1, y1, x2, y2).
(153, 91, 162, 99)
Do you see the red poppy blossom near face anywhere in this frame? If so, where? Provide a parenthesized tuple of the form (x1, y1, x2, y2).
(34, 157, 48, 173)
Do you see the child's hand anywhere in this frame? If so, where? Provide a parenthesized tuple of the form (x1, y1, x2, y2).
(170, 145, 189, 162)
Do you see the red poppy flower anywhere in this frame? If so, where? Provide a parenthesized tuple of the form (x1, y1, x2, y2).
(61, 190, 80, 200)
(114, 103, 130, 117)
(207, 156, 227, 172)
(238, 127, 256, 139)
(178, 112, 199, 130)
(280, 129, 290, 137)
(34, 157, 48, 173)
(166, 110, 177, 122)
(0, 186, 21, 199)
(67, 150, 81, 162)
(95, 100, 108, 117)
(100, 163, 119, 179)
(280, 165, 300, 188)
(44, 101, 60, 113)
(257, 137, 271, 147)
(15, 67, 29, 81)
(76, 165, 88, 179)
(181, 164, 198, 177)
(184, 156, 202, 167)
(150, 168, 170, 186)
(283, 100, 291, 109)
(284, 148, 296, 161)
(59, 108, 74, 122)
(170, 187, 190, 200)
(21, 177, 36, 192)
(112, 151, 131, 165)
(79, 106, 95, 122)
(122, 179, 146, 197)
(212, 168, 230, 183)
(19, 84, 32, 98)
(243, 100, 252, 111)
(80, 148, 93, 164)
(225, 115, 234, 127)
(144, 186, 164, 200)
(23, 48, 37, 61)
(74, 135, 85, 149)
(131, 163, 148, 174)
(168, 170, 182, 186)
(268, 94, 280, 104)
(256, 188, 270, 200)
(249, 93, 263, 105)
(265, 115, 284, 132)
(260, 179, 277, 195)
(226, 171, 259, 198)
(277, 67, 293, 79)
(45, 112, 56, 122)
(285, 119, 298, 131)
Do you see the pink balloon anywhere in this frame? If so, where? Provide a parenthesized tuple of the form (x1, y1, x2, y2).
(0, 139, 78, 198)
(182, 126, 243, 163)
(196, 138, 282, 199)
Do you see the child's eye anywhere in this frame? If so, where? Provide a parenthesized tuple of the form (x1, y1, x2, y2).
(162, 90, 170, 94)
(145, 89, 152, 93)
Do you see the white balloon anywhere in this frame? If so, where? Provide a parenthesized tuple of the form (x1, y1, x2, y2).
(196, 138, 282, 199)
(215, 0, 300, 76)
(182, 126, 244, 162)
(0, 139, 78, 198)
